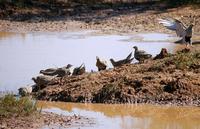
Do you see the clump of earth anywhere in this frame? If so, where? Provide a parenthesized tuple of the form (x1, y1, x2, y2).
(33, 50, 200, 106)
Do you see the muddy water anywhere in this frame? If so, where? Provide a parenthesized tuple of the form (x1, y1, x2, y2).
(38, 101, 200, 129)
(0, 31, 177, 92)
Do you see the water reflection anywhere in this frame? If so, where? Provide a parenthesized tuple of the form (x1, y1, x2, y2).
(127, 33, 178, 42)
(0, 31, 176, 92)
(0, 32, 25, 40)
(38, 101, 200, 129)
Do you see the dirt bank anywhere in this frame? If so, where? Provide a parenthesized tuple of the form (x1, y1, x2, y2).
(0, 1, 200, 36)
(0, 111, 92, 129)
(34, 50, 200, 106)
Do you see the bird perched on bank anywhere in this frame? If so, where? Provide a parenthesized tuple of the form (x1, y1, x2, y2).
(32, 75, 56, 92)
(153, 48, 170, 60)
(40, 64, 72, 77)
(72, 63, 86, 76)
(96, 56, 107, 71)
(110, 52, 134, 67)
(56, 64, 73, 77)
(133, 46, 152, 62)
(18, 86, 32, 97)
(158, 18, 194, 46)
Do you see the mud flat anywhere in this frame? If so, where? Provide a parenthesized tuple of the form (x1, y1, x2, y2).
(0, 109, 92, 129)
(0, 1, 200, 36)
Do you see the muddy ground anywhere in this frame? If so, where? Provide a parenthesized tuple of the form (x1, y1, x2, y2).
(34, 50, 200, 106)
(0, 111, 92, 129)
(0, 1, 200, 36)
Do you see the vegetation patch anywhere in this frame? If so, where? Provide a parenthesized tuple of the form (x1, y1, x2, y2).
(148, 51, 200, 71)
(173, 52, 200, 70)
(0, 94, 37, 117)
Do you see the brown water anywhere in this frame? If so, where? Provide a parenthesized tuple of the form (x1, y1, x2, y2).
(38, 101, 200, 129)
(0, 31, 177, 92)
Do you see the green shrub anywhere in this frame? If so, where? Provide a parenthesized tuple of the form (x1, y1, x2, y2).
(0, 94, 37, 117)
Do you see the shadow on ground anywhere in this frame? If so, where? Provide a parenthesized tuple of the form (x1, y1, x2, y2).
(0, 0, 190, 22)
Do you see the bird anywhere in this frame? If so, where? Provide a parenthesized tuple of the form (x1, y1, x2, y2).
(40, 68, 57, 76)
(158, 18, 194, 46)
(133, 46, 152, 62)
(40, 64, 72, 77)
(72, 63, 86, 76)
(153, 48, 169, 60)
(32, 75, 55, 91)
(18, 86, 32, 96)
(55, 64, 73, 77)
(32, 75, 55, 86)
(110, 52, 134, 67)
(96, 56, 107, 71)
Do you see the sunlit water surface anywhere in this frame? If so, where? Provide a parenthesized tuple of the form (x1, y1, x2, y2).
(38, 101, 200, 129)
(0, 31, 177, 92)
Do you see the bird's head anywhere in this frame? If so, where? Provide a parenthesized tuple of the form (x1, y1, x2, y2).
(110, 58, 114, 62)
(133, 46, 138, 51)
(39, 70, 44, 74)
(66, 64, 73, 68)
(32, 77, 36, 82)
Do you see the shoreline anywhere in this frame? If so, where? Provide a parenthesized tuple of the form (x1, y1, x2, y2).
(0, 109, 93, 129)
(0, 5, 200, 35)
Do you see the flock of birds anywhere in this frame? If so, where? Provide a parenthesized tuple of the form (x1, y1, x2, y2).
(97, 46, 152, 71)
(39, 46, 152, 77)
(18, 17, 195, 96)
(18, 45, 153, 96)
(39, 17, 195, 76)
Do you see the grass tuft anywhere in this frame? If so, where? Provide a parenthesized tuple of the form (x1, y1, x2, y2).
(173, 52, 199, 70)
(148, 51, 200, 72)
(0, 94, 37, 117)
